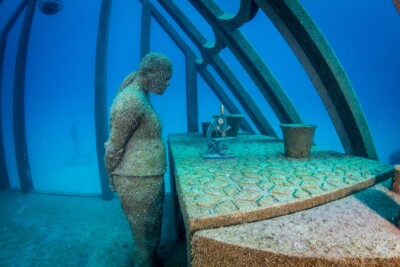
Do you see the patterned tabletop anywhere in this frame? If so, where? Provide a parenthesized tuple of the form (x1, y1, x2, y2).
(168, 133, 393, 233)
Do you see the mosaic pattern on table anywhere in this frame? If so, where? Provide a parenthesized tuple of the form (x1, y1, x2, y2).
(169, 134, 393, 229)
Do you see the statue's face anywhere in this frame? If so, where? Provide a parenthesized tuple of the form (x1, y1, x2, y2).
(136, 53, 173, 95)
(144, 70, 172, 95)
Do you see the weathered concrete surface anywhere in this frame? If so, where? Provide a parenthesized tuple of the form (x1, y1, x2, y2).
(169, 133, 393, 233)
(191, 180, 400, 266)
(392, 165, 400, 193)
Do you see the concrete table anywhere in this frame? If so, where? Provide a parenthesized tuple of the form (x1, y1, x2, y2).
(167, 133, 395, 266)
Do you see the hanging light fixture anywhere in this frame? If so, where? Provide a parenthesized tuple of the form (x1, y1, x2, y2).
(38, 0, 64, 15)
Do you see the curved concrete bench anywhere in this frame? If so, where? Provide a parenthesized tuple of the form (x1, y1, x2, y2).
(192, 181, 400, 266)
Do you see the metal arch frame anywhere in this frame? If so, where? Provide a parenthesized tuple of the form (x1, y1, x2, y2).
(94, 0, 113, 200)
(0, 0, 379, 196)
(253, 0, 377, 159)
(141, 1, 199, 132)
(0, 0, 31, 191)
(145, 1, 254, 133)
(216, 0, 259, 30)
(158, 0, 304, 135)
(157, 0, 377, 159)
(13, 0, 38, 194)
(157, 0, 278, 137)
(188, 0, 303, 126)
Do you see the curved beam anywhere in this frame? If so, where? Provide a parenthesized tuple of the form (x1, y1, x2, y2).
(13, 0, 37, 194)
(202, 35, 225, 58)
(0, 0, 30, 191)
(254, 0, 377, 159)
(217, 0, 259, 30)
(0, 34, 9, 191)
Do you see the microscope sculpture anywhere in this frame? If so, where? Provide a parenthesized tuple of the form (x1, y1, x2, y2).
(204, 105, 237, 160)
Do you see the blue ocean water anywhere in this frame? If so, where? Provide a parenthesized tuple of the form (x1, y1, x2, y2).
(0, 0, 399, 194)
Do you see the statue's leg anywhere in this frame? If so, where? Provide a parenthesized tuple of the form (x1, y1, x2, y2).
(114, 175, 165, 267)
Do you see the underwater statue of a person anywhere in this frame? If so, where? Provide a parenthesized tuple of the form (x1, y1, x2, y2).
(104, 52, 173, 266)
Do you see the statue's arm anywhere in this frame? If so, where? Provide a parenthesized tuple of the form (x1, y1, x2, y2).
(104, 94, 143, 173)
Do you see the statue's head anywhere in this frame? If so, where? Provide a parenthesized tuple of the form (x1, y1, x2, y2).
(137, 52, 173, 95)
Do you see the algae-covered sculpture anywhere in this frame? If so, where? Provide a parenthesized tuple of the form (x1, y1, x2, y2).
(104, 52, 172, 266)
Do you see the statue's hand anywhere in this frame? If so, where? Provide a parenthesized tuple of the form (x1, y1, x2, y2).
(105, 147, 124, 173)
(105, 146, 123, 192)
(109, 175, 117, 192)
